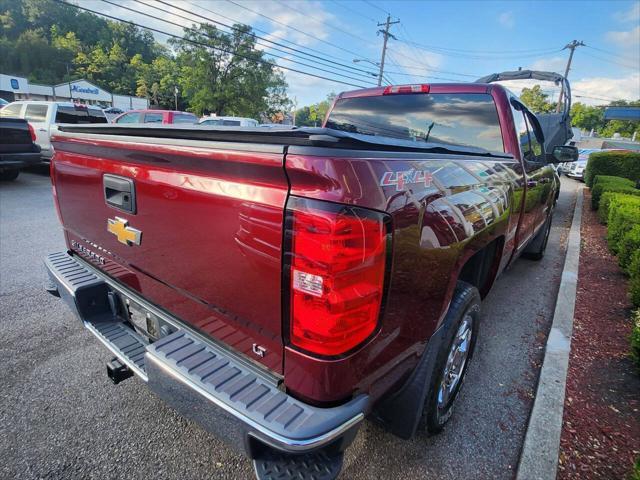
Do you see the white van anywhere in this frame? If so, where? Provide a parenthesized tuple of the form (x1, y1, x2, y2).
(0, 101, 107, 161)
(198, 116, 259, 127)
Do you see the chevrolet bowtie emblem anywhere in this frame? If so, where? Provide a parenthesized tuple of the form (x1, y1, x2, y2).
(107, 217, 142, 246)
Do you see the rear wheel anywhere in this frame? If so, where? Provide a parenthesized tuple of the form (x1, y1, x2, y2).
(425, 281, 480, 434)
(0, 169, 19, 181)
(523, 211, 553, 261)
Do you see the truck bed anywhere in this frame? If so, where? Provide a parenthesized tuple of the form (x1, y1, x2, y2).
(51, 124, 517, 397)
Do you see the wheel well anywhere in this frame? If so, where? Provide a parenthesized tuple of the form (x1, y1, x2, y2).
(458, 237, 504, 298)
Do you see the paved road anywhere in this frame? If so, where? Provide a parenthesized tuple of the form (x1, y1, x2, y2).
(0, 170, 579, 480)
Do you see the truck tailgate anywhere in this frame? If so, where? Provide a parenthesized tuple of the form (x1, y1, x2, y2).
(50, 132, 288, 373)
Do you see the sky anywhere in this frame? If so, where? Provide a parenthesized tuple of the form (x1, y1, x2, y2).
(89, 0, 640, 108)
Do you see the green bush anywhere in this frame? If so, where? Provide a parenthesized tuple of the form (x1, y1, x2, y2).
(607, 201, 640, 254)
(631, 309, 640, 370)
(632, 457, 640, 480)
(590, 175, 639, 210)
(593, 175, 635, 188)
(600, 193, 640, 224)
(584, 150, 640, 187)
(619, 225, 640, 271)
(630, 251, 640, 308)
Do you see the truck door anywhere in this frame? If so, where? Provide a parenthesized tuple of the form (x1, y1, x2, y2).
(522, 110, 555, 236)
(511, 104, 539, 247)
(24, 103, 51, 154)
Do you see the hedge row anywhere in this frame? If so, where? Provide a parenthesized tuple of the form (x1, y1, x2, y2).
(591, 175, 639, 210)
(584, 150, 640, 187)
(598, 181, 640, 306)
(632, 309, 640, 372)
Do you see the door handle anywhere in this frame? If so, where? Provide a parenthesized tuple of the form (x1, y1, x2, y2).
(104, 174, 136, 214)
(38, 128, 47, 132)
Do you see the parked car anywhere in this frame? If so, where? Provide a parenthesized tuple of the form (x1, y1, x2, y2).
(0, 101, 107, 162)
(566, 148, 623, 181)
(0, 117, 42, 181)
(113, 109, 198, 125)
(45, 82, 576, 479)
(199, 115, 259, 127)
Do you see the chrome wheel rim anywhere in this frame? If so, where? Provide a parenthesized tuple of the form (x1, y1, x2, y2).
(437, 314, 473, 409)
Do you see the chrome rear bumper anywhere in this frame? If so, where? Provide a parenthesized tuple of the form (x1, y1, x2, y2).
(45, 251, 367, 457)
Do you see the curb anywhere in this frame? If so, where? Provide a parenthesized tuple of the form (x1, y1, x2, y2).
(516, 187, 584, 480)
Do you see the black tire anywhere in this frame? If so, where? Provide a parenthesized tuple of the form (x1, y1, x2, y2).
(523, 211, 553, 261)
(0, 169, 19, 181)
(424, 281, 480, 434)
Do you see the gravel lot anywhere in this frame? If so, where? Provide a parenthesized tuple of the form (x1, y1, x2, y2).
(0, 169, 579, 480)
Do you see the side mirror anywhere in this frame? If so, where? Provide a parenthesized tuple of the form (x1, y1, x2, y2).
(549, 145, 578, 163)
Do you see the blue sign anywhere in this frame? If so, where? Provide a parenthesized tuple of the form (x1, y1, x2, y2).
(71, 84, 99, 95)
(10, 79, 19, 89)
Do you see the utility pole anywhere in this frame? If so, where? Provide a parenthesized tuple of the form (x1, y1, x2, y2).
(292, 97, 298, 126)
(377, 15, 399, 87)
(174, 85, 178, 111)
(556, 40, 585, 112)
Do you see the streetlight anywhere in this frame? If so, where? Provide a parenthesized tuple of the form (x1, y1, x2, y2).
(354, 58, 383, 86)
(353, 58, 381, 73)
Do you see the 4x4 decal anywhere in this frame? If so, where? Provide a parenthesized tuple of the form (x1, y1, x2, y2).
(380, 169, 433, 191)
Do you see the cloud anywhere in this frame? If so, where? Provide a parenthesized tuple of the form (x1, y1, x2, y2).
(529, 56, 568, 73)
(498, 11, 515, 29)
(572, 72, 640, 105)
(613, 2, 640, 23)
(606, 25, 640, 48)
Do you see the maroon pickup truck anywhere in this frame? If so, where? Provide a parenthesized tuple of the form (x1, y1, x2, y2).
(45, 81, 577, 479)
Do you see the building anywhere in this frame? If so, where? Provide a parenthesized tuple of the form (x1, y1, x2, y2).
(0, 74, 148, 110)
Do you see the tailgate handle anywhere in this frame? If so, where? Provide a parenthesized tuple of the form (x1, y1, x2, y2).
(104, 174, 136, 214)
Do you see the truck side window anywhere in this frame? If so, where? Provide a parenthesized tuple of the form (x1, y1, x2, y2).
(511, 101, 531, 160)
(144, 113, 163, 123)
(116, 113, 139, 124)
(1, 103, 23, 118)
(524, 112, 544, 162)
(25, 104, 49, 122)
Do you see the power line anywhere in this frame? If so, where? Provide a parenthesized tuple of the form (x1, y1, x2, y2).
(53, 0, 371, 89)
(224, 0, 378, 63)
(362, 0, 390, 15)
(394, 38, 563, 60)
(143, 0, 377, 81)
(585, 45, 639, 64)
(108, 0, 376, 85)
(192, 2, 378, 76)
(273, 0, 372, 45)
(327, 0, 376, 23)
(581, 50, 640, 71)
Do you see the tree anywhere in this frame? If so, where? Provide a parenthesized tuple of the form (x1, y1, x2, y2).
(520, 85, 556, 114)
(171, 23, 290, 117)
(600, 100, 640, 138)
(294, 93, 336, 126)
(570, 102, 605, 132)
(135, 55, 181, 109)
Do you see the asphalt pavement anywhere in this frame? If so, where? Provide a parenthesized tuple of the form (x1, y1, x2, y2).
(0, 169, 579, 480)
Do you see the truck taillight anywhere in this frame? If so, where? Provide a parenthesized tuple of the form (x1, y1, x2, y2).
(27, 122, 36, 141)
(285, 198, 390, 357)
(383, 84, 430, 95)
